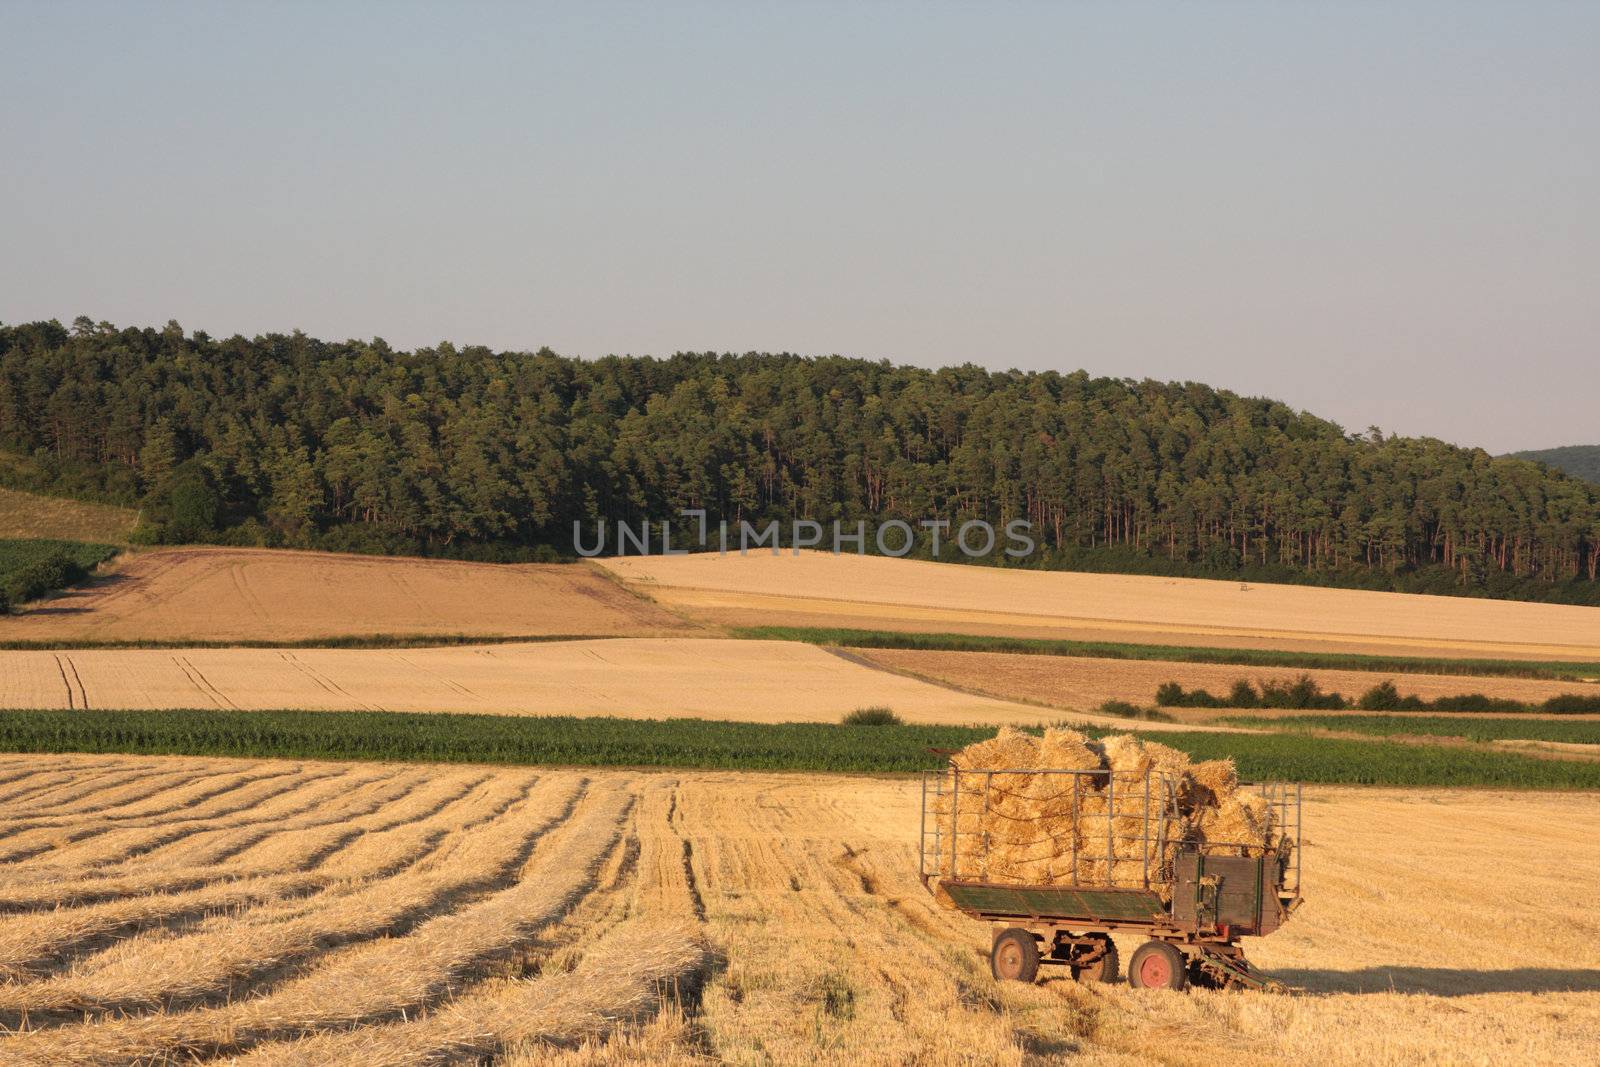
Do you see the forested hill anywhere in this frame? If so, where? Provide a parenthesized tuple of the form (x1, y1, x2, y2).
(3, 318, 1599, 604)
(1509, 446, 1600, 485)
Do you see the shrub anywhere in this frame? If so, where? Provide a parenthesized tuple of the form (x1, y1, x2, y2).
(165, 473, 221, 542)
(1357, 681, 1402, 710)
(1257, 675, 1349, 710)
(0, 539, 117, 607)
(842, 706, 902, 726)
(1154, 683, 1227, 708)
(1165, 676, 1600, 715)
(1356, 681, 1423, 710)
(1228, 680, 1261, 708)
(1430, 693, 1525, 712)
(1095, 700, 1170, 721)
(140, 460, 222, 544)
(1542, 694, 1600, 714)
(2, 550, 85, 604)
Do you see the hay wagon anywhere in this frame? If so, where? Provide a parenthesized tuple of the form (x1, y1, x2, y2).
(919, 764, 1302, 992)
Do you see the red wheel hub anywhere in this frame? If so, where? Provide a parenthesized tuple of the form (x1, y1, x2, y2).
(1138, 951, 1172, 988)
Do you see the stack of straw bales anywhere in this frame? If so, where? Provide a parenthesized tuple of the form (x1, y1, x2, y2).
(928, 727, 1274, 900)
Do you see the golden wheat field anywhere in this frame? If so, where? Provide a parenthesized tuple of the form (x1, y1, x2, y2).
(858, 648, 1600, 716)
(0, 753, 1593, 1066)
(1, 547, 691, 642)
(601, 551, 1600, 660)
(0, 638, 1174, 729)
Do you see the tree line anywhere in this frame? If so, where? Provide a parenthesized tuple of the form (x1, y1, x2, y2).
(2, 317, 1598, 603)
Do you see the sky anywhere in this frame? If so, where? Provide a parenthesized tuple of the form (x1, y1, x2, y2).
(2, 2, 1595, 454)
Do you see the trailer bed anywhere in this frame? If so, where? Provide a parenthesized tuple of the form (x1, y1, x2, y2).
(938, 881, 1166, 924)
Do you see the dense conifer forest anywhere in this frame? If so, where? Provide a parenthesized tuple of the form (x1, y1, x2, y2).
(3, 318, 1598, 604)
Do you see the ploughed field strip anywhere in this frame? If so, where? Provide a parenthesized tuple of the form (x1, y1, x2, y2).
(0, 755, 1595, 1064)
(601, 551, 1600, 660)
(0, 546, 690, 643)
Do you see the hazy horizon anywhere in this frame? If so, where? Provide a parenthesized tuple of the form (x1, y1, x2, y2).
(4, 2, 1595, 454)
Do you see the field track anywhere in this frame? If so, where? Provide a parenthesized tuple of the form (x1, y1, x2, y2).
(0, 753, 1592, 1065)
(602, 551, 1600, 660)
(0, 638, 1141, 727)
(0, 547, 691, 642)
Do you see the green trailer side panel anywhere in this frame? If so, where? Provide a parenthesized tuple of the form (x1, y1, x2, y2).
(943, 882, 1166, 922)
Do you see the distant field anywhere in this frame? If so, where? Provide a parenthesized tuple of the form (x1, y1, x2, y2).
(738, 625, 1600, 681)
(0, 755, 1594, 1064)
(602, 551, 1600, 660)
(0, 546, 691, 642)
(855, 647, 1595, 717)
(0, 637, 1132, 728)
(0, 487, 139, 543)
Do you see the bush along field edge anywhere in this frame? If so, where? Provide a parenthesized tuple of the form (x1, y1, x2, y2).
(0, 539, 119, 614)
(1155, 677, 1600, 714)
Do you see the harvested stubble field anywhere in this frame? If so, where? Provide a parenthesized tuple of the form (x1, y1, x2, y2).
(0, 754, 1593, 1065)
(0, 547, 691, 643)
(601, 551, 1600, 660)
(856, 647, 1599, 718)
(0, 638, 1123, 728)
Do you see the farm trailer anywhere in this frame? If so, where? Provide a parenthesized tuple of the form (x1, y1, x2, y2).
(919, 765, 1302, 991)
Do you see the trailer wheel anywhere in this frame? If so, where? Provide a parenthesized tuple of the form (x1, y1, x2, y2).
(1072, 935, 1120, 984)
(1128, 940, 1188, 991)
(990, 928, 1040, 983)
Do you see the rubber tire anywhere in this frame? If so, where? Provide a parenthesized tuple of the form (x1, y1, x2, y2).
(991, 928, 1041, 983)
(1072, 935, 1120, 984)
(1127, 940, 1189, 991)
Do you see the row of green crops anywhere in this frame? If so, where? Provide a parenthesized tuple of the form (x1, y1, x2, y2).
(1227, 714, 1600, 746)
(732, 626, 1600, 682)
(0, 539, 118, 612)
(2, 709, 1598, 789)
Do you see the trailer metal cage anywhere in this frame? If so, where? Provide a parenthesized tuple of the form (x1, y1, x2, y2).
(919, 764, 1304, 992)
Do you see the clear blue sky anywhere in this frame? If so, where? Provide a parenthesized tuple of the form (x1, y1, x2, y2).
(3, 1, 1595, 453)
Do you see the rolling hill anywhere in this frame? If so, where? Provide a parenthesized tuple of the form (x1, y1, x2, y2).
(4, 318, 1600, 603)
(1510, 445, 1600, 484)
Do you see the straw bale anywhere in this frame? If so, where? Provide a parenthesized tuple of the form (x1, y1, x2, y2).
(930, 729, 1278, 902)
(950, 726, 1040, 771)
(1189, 759, 1239, 805)
(1195, 788, 1275, 854)
(1034, 727, 1104, 773)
